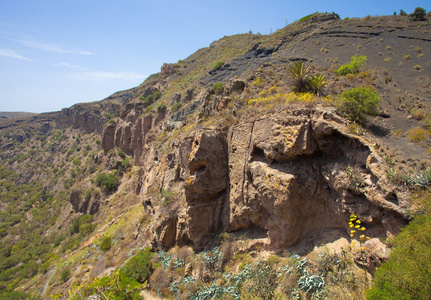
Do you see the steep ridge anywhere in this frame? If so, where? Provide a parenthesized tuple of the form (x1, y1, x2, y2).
(0, 12, 430, 298)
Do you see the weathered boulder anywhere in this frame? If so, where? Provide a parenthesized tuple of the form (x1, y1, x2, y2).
(224, 79, 245, 95)
(161, 63, 180, 77)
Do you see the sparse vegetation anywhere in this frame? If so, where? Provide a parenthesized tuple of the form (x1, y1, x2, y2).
(299, 13, 314, 22)
(407, 127, 430, 145)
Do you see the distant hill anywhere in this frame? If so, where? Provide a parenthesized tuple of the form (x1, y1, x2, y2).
(0, 111, 37, 119)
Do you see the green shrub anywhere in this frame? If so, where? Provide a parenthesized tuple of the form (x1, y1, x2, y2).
(70, 214, 94, 235)
(121, 157, 133, 170)
(212, 61, 224, 70)
(409, 7, 426, 21)
(123, 247, 154, 283)
(367, 192, 431, 299)
(100, 236, 111, 252)
(60, 268, 71, 282)
(144, 94, 154, 105)
(154, 91, 162, 100)
(157, 103, 167, 113)
(79, 223, 96, 236)
(407, 127, 430, 144)
(95, 172, 120, 192)
(0, 291, 30, 299)
(145, 105, 154, 114)
(68, 270, 142, 300)
(53, 234, 66, 247)
(170, 102, 183, 113)
(335, 87, 381, 122)
(212, 82, 224, 95)
(117, 148, 126, 159)
(335, 55, 367, 76)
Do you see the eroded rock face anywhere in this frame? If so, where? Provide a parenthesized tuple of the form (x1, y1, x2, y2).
(56, 104, 110, 134)
(219, 110, 407, 249)
(106, 104, 407, 251)
(183, 130, 229, 248)
(69, 189, 100, 215)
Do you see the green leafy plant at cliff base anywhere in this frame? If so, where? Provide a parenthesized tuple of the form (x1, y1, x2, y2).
(335, 87, 381, 122)
(367, 191, 431, 299)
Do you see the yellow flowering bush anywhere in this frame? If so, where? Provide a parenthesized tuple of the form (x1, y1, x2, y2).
(349, 214, 370, 253)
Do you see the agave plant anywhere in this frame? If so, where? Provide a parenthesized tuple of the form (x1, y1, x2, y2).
(287, 60, 311, 92)
(413, 167, 431, 189)
(298, 274, 326, 296)
(308, 74, 328, 96)
(401, 173, 414, 187)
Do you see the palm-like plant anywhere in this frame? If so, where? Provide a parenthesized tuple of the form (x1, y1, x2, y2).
(287, 60, 310, 92)
(308, 74, 328, 96)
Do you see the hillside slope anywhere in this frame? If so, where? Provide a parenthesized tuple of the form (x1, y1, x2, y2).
(0, 12, 430, 299)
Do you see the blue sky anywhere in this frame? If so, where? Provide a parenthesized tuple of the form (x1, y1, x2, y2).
(0, 0, 428, 113)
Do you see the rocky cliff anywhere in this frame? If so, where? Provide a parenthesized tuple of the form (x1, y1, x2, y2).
(1, 12, 430, 298)
(101, 99, 408, 252)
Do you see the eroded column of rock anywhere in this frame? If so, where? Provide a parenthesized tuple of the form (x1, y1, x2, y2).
(183, 130, 229, 249)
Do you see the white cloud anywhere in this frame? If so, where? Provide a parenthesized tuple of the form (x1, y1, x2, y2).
(51, 62, 86, 70)
(68, 71, 147, 81)
(0, 48, 32, 60)
(15, 39, 95, 55)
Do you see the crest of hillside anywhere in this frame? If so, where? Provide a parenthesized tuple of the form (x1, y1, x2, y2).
(0, 11, 431, 299)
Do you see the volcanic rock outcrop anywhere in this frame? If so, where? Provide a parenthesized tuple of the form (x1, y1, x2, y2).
(102, 100, 408, 251)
